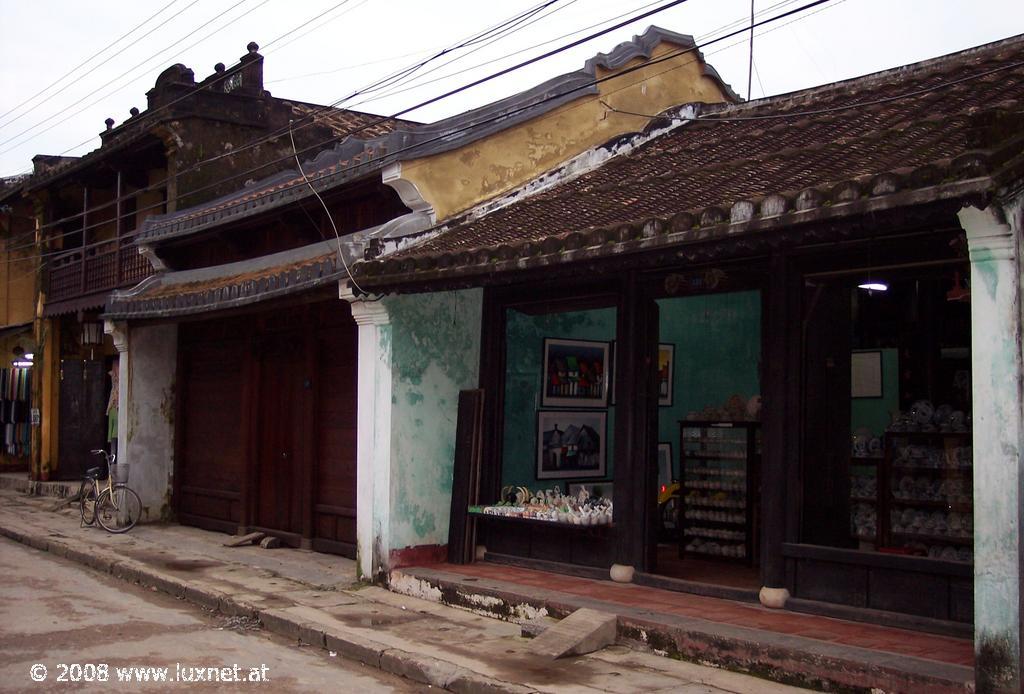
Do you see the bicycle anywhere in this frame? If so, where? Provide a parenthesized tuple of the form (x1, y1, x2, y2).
(79, 449, 142, 533)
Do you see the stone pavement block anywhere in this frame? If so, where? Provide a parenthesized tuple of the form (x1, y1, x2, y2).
(379, 649, 461, 687)
(323, 627, 388, 667)
(528, 608, 617, 659)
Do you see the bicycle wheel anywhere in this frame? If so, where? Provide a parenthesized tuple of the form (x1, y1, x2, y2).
(79, 478, 97, 526)
(95, 485, 142, 533)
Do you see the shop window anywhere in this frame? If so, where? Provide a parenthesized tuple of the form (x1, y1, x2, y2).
(803, 270, 973, 563)
(500, 306, 617, 497)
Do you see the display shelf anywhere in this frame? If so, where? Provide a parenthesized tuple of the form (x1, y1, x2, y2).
(881, 430, 975, 559)
(679, 420, 759, 565)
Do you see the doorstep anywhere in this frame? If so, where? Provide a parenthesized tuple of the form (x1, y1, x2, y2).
(0, 472, 78, 498)
(391, 561, 975, 693)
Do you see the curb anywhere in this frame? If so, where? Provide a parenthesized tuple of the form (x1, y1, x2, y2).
(0, 519, 535, 694)
(392, 566, 976, 694)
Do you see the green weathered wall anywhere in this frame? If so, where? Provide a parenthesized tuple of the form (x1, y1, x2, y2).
(385, 289, 483, 552)
(502, 307, 617, 489)
(656, 291, 762, 477)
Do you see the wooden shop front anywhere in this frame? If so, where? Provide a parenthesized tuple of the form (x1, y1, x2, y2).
(174, 298, 358, 556)
(453, 207, 975, 631)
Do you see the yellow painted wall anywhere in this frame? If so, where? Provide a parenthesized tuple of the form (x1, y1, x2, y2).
(401, 43, 733, 222)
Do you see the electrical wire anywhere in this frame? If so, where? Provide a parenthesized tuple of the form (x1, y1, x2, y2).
(8, 0, 995, 273)
(263, 0, 373, 55)
(288, 120, 365, 294)
(8, 0, 879, 259)
(24, 0, 960, 265)
(0, 0, 188, 130)
(8, 0, 668, 234)
(0, 0, 271, 155)
(1, 0, 572, 182)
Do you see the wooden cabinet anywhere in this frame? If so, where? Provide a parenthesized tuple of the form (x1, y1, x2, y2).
(679, 421, 759, 564)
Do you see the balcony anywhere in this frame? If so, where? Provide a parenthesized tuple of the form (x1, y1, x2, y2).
(46, 240, 154, 308)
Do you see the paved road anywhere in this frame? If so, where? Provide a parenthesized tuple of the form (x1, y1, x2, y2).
(0, 538, 425, 693)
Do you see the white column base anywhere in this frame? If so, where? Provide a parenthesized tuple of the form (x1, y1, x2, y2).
(610, 564, 635, 583)
(759, 586, 790, 609)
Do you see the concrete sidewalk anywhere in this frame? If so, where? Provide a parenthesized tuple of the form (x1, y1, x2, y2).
(0, 487, 805, 694)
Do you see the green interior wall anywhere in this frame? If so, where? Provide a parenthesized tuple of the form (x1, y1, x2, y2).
(501, 306, 617, 490)
(850, 348, 899, 437)
(656, 291, 762, 478)
(385, 289, 483, 552)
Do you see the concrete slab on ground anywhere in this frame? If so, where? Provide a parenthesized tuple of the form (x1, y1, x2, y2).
(0, 487, 814, 694)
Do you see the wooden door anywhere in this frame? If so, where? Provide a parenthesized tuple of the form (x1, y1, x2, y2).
(311, 305, 358, 556)
(56, 359, 108, 480)
(254, 331, 305, 540)
(177, 325, 247, 532)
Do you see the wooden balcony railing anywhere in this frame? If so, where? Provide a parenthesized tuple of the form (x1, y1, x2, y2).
(46, 240, 154, 304)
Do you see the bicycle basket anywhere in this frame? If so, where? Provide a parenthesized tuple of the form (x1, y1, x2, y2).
(110, 463, 130, 484)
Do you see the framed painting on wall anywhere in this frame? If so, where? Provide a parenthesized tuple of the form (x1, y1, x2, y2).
(536, 410, 607, 479)
(658, 343, 675, 406)
(541, 338, 610, 408)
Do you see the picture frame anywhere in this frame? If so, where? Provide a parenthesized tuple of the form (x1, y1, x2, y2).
(541, 338, 610, 408)
(657, 442, 673, 486)
(658, 343, 675, 407)
(536, 409, 607, 479)
(851, 349, 883, 398)
(567, 481, 613, 500)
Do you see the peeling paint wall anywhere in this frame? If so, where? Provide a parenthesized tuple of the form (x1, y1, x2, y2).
(124, 323, 177, 521)
(400, 44, 731, 222)
(960, 200, 1023, 693)
(383, 289, 483, 554)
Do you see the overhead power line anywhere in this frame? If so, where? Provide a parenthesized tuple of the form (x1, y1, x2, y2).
(22, 0, 847, 256)
(0, 0, 271, 155)
(0, 0, 188, 130)
(15, 0, 853, 260)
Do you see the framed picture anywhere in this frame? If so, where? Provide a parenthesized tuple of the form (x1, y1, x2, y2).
(851, 350, 883, 398)
(657, 442, 673, 486)
(541, 338, 610, 408)
(537, 410, 607, 479)
(567, 481, 613, 500)
(658, 343, 675, 407)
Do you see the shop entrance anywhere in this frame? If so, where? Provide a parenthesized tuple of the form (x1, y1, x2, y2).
(650, 289, 762, 591)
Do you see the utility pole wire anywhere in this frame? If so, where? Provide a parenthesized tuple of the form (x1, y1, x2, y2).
(748, 0, 755, 100)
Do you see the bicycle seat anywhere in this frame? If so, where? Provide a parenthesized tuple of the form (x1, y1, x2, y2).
(85, 466, 104, 478)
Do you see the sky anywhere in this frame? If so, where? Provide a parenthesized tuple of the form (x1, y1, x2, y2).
(0, 0, 1021, 177)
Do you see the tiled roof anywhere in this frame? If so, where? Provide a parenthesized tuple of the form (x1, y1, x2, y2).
(358, 34, 1024, 287)
(104, 239, 342, 319)
(137, 26, 736, 245)
(287, 101, 411, 140)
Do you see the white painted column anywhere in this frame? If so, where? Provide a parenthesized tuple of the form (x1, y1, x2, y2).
(959, 202, 1023, 693)
(105, 320, 178, 522)
(343, 286, 393, 582)
(104, 320, 129, 465)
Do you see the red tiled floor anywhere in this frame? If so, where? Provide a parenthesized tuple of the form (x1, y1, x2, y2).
(431, 561, 974, 667)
